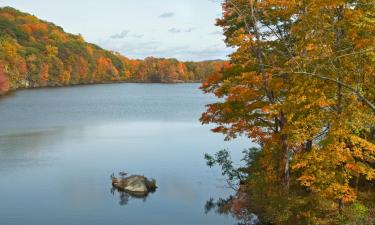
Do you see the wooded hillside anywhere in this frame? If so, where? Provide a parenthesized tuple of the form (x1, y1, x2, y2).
(0, 7, 228, 94)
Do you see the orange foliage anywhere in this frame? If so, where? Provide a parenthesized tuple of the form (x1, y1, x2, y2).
(0, 62, 9, 94)
(38, 63, 49, 87)
(202, 0, 375, 223)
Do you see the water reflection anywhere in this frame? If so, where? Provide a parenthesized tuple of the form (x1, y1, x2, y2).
(0, 128, 66, 171)
(110, 172, 157, 206)
(205, 196, 262, 225)
(110, 186, 156, 206)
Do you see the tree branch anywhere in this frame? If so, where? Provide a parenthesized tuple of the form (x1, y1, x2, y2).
(288, 71, 375, 113)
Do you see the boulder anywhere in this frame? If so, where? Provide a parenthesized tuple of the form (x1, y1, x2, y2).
(112, 175, 157, 195)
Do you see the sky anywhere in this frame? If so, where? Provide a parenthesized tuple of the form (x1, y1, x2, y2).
(0, 0, 232, 61)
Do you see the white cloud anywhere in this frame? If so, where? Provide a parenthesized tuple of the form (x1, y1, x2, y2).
(169, 27, 196, 33)
(185, 27, 195, 32)
(168, 28, 181, 33)
(131, 34, 144, 39)
(110, 30, 130, 39)
(159, 12, 175, 18)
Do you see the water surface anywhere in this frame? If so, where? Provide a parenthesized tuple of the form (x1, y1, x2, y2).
(0, 84, 250, 225)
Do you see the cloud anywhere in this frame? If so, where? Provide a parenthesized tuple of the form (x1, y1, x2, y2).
(168, 27, 195, 33)
(159, 45, 232, 61)
(131, 34, 144, 39)
(185, 27, 195, 32)
(110, 30, 130, 39)
(159, 12, 175, 18)
(110, 30, 144, 39)
(168, 28, 181, 33)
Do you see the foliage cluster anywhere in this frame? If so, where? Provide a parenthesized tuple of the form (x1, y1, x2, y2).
(202, 0, 375, 224)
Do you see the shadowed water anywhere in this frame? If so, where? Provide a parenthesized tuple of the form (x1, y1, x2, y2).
(0, 83, 251, 225)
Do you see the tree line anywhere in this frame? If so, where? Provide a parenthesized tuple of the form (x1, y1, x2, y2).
(202, 0, 374, 224)
(0, 7, 228, 95)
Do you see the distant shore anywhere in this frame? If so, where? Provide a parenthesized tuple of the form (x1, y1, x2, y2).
(0, 80, 203, 97)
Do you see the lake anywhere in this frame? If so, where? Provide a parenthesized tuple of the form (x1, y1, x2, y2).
(0, 83, 250, 225)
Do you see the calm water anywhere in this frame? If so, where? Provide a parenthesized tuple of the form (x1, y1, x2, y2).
(0, 83, 250, 225)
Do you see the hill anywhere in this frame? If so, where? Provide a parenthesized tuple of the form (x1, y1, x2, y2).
(0, 7, 228, 94)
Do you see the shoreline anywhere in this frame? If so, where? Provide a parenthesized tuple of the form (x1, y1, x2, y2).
(0, 80, 203, 97)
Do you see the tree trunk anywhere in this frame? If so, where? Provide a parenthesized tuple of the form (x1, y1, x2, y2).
(306, 139, 312, 151)
(280, 113, 290, 193)
(282, 133, 290, 192)
(338, 199, 343, 215)
(370, 125, 375, 141)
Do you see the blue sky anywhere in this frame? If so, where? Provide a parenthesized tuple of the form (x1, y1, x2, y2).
(0, 0, 232, 61)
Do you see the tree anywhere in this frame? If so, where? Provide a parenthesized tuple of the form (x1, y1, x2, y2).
(202, 0, 375, 223)
(38, 63, 49, 87)
(0, 61, 9, 94)
(77, 56, 89, 83)
(59, 67, 71, 85)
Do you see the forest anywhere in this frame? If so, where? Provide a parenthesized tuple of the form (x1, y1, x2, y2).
(0, 7, 228, 95)
(202, 0, 374, 224)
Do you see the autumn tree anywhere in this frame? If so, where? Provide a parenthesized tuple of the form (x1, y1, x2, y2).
(59, 66, 71, 85)
(202, 0, 375, 224)
(77, 56, 89, 83)
(0, 61, 9, 94)
(38, 63, 49, 87)
(287, 0, 375, 221)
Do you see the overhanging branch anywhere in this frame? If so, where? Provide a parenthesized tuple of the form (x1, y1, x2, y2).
(288, 71, 375, 113)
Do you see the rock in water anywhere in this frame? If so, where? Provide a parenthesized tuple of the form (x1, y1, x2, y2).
(122, 175, 148, 192)
(112, 175, 157, 195)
